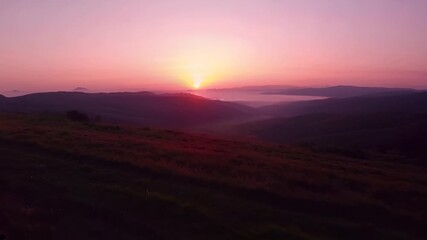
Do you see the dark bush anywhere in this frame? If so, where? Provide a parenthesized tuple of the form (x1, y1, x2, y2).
(66, 110, 89, 122)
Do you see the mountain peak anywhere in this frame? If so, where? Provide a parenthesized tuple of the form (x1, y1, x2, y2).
(73, 87, 89, 92)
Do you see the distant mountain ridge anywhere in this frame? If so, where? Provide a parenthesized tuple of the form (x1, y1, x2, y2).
(0, 91, 256, 128)
(264, 85, 416, 98)
(260, 91, 427, 117)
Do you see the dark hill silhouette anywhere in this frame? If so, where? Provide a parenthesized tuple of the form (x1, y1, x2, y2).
(0, 91, 256, 128)
(263, 85, 415, 98)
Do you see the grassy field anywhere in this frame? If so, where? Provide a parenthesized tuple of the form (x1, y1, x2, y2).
(1, 114, 426, 239)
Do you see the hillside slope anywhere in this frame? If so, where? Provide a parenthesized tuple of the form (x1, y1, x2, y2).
(243, 92, 427, 158)
(1, 114, 426, 239)
(240, 112, 427, 159)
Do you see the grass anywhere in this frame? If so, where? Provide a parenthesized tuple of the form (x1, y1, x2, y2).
(0, 113, 426, 239)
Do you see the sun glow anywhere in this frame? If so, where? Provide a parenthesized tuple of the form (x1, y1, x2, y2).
(178, 58, 223, 90)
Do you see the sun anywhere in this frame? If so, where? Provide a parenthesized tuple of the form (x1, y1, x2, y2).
(193, 81, 201, 89)
(192, 75, 203, 89)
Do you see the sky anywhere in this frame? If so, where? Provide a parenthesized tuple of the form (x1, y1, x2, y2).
(1, 0, 427, 93)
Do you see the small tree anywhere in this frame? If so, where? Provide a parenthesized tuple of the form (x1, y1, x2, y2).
(66, 110, 89, 122)
(94, 115, 102, 122)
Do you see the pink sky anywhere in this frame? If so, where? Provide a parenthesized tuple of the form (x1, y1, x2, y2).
(1, 0, 427, 92)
